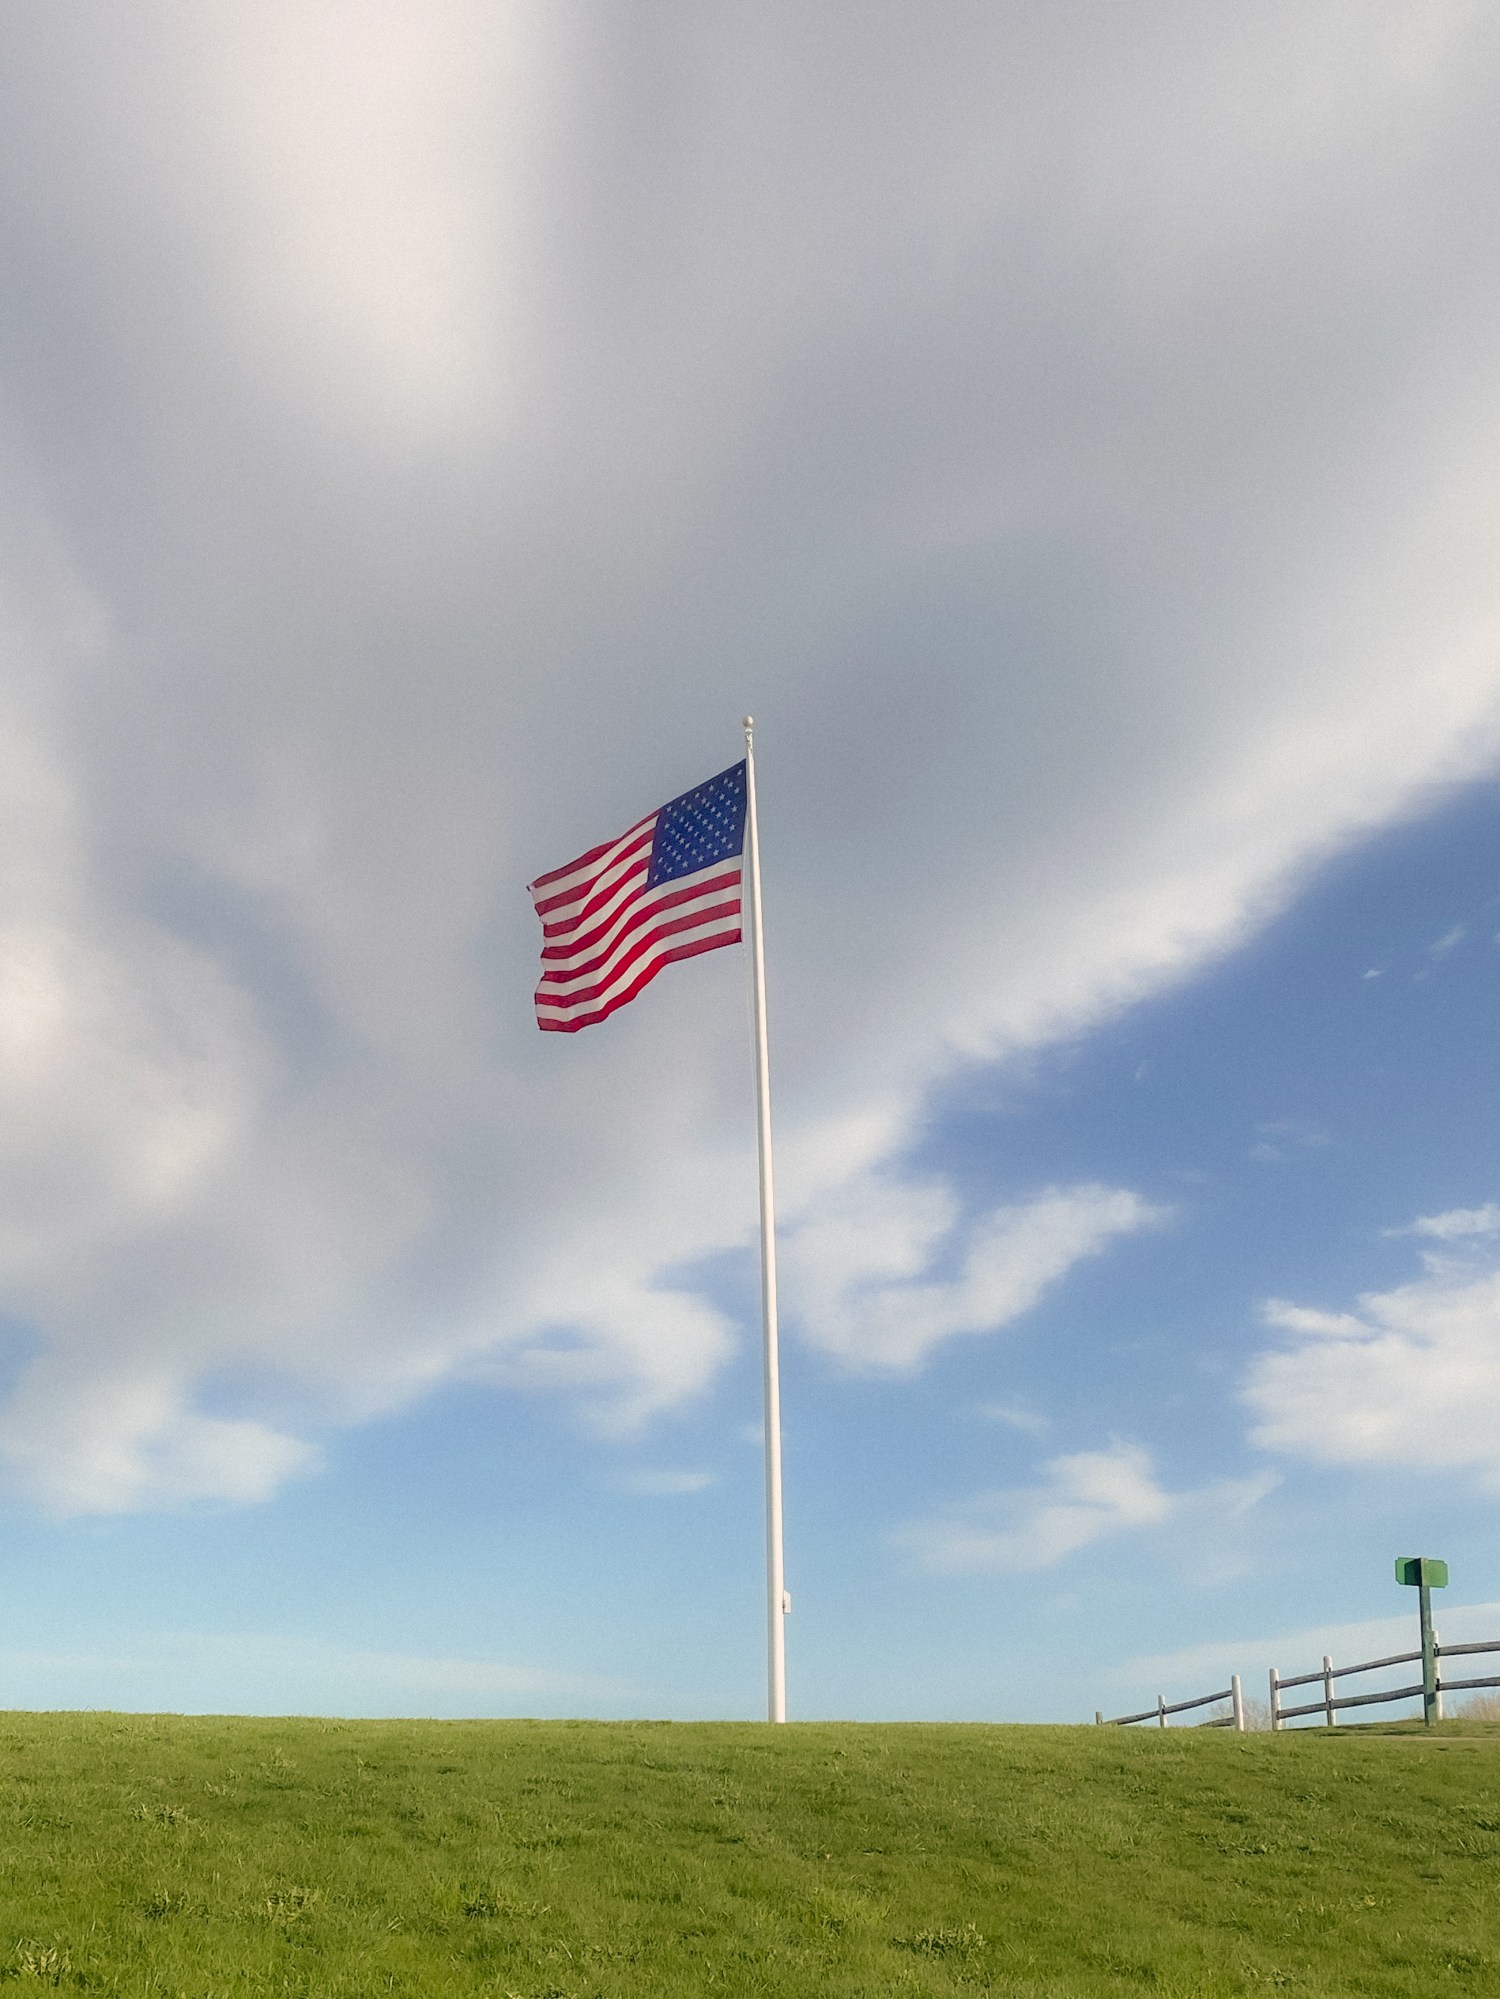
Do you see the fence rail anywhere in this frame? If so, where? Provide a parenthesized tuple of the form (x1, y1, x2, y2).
(1270, 1636, 1500, 1728)
(1098, 1676, 1245, 1731)
(1098, 1634, 1500, 1733)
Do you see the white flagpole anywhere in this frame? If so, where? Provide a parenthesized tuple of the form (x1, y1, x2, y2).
(742, 715, 787, 1723)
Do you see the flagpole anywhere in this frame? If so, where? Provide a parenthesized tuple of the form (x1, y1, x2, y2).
(743, 716, 787, 1724)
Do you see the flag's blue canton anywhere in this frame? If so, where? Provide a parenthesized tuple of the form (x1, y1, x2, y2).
(647, 760, 748, 888)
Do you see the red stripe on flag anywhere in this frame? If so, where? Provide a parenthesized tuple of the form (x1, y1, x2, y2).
(527, 812, 656, 894)
(538, 897, 743, 1004)
(536, 928, 743, 1032)
(537, 853, 655, 941)
(532, 828, 656, 921)
(539, 868, 742, 968)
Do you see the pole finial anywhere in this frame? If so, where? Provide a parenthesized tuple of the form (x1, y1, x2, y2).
(742, 714, 754, 733)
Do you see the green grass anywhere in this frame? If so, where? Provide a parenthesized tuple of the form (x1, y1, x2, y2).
(3, 1715, 1500, 1996)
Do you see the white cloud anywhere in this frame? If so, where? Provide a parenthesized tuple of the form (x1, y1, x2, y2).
(1396, 1203, 1500, 1239)
(466, 1277, 736, 1434)
(0, 5, 1497, 1506)
(1246, 1227, 1500, 1480)
(783, 1182, 1169, 1371)
(0, 1366, 318, 1516)
(973, 1401, 1050, 1436)
(1249, 1119, 1331, 1164)
(896, 1442, 1273, 1575)
(619, 1468, 716, 1497)
(155, 2, 542, 438)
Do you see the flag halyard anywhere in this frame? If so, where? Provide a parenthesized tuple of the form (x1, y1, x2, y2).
(529, 761, 747, 1031)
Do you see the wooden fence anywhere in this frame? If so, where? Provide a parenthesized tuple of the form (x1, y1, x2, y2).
(1097, 1675, 1245, 1731)
(1098, 1632, 1500, 1731)
(1269, 1634, 1500, 1728)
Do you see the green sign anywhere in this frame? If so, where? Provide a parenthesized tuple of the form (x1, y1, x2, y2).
(1395, 1556, 1448, 1589)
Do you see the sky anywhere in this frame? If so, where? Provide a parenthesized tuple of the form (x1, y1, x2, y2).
(0, 1, 1498, 1722)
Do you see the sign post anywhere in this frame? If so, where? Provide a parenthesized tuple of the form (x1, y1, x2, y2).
(1395, 1556, 1448, 1727)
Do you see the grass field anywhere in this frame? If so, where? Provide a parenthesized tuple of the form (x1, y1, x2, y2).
(3, 1714, 1499, 1996)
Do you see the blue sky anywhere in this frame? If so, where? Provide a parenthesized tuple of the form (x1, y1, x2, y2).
(1, 771, 1498, 1721)
(0, 3, 1497, 1721)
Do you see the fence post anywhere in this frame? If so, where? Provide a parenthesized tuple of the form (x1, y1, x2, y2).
(1231, 1673, 1245, 1733)
(1323, 1655, 1335, 1727)
(1433, 1630, 1444, 1721)
(1420, 1581, 1438, 1726)
(1269, 1666, 1281, 1731)
(1157, 1694, 1167, 1729)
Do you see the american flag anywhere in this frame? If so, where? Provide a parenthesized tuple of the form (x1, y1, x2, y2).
(529, 761, 748, 1031)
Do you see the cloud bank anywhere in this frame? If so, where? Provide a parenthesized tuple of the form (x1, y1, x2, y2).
(783, 1182, 1167, 1370)
(897, 1441, 1274, 1575)
(0, 2, 1498, 1506)
(1399, 1204, 1500, 1241)
(1247, 1224, 1500, 1484)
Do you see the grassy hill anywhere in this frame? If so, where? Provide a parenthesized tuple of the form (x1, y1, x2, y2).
(3, 1713, 1498, 1996)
